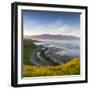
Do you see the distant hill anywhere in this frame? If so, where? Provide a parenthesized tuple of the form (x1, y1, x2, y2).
(24, 34, 80, 40)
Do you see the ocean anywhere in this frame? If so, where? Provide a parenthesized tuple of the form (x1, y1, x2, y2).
(34, 40, 80, 57)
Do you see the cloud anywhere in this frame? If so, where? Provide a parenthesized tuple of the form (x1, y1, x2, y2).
(24, 19, 80, 37)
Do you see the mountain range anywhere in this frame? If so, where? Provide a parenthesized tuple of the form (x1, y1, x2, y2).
(24, 34, 80, 40)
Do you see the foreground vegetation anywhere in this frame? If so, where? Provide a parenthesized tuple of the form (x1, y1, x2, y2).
(23, 57, 80, 77)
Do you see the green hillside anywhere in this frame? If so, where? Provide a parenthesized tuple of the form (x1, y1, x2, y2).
(23, 39, 37, 65)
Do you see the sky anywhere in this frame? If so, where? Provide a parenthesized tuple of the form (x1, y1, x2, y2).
(22, 10, 80, 37)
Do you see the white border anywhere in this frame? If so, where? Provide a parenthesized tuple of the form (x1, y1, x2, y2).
(18, 5, 86, 84)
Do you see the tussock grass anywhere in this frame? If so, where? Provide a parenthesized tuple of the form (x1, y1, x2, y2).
(23, 57, 80, 77)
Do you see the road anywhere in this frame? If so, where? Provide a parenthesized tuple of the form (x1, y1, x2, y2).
(30, 49, 44, 66)
(30, 48, 60, 66)
(36, 52, 51, 65)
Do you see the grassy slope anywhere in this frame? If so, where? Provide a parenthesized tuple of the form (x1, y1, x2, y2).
(23, 57, 80, 77)
(23, 39, 37, 65)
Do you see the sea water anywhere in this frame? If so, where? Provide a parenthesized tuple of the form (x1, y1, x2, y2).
(34, 40, 80, 57)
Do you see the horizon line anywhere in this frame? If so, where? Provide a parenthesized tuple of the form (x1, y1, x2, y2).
(24, 34, 80, 38)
